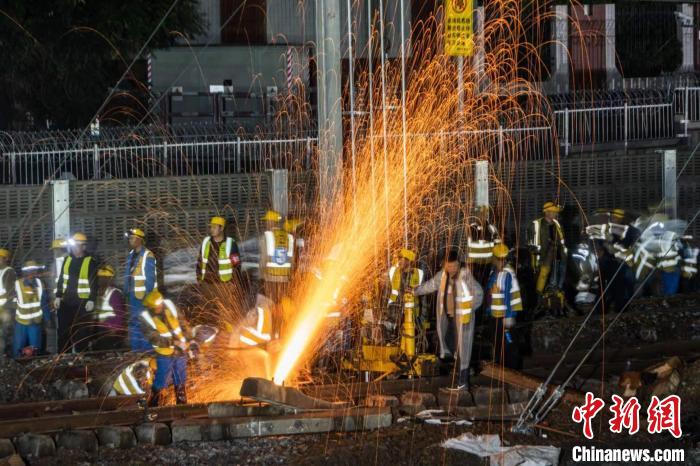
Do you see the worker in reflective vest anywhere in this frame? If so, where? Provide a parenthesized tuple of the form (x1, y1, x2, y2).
(110, 358, 154, 396)
(414, 249, 483, 391)
(140, 290, 188, 406)
(0, 249, 16, 355)
(13, 261, 49, 358)
(197, 216, 241, 284)
(259, 211, 294, 296)
(387, 248, 424, 341)
(528, 202, 567, 309)
(485, 244, 523, 369)
(467, 206, 501, 287)
(124, 228, 158, 351)
(680, 235, 698, 293)
(54, 232, 97, 353)
(238, 294, 274, 348)
(93, 265, 126, 350)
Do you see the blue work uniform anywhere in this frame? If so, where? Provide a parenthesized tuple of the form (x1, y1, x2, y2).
(124, 248, 157, 351)
(13, 278, 50, 358)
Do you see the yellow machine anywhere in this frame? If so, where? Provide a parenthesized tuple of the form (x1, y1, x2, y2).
(342, 293, 438, 380)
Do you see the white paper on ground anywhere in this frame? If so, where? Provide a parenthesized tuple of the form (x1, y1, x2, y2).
(442, 433, 560, 466)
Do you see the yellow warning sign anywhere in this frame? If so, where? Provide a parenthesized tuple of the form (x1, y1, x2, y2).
(444, 0, 474, 57)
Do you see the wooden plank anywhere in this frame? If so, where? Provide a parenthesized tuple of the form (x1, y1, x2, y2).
(480, 362, 585, 405)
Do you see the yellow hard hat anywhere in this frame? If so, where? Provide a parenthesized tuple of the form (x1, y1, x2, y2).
(21, 260, 43, 273)
(71, 232, 88, 243)
(142, 290, 164, 309)
(399, 248, 416, 262)
(210, 216, 226, 227)
(611, 208, 625, 219)
(97, 265, 115, 278)
(125, 228, 146, 239)
(543, 202, 562, 213)
(51, 239, 67, 250)
(283, 218, 302, 233)
(0, 249, 9, 259)
(493, 244, 509, 259)
(262, 210, 281, 222)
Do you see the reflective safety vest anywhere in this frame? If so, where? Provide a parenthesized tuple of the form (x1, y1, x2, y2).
(112, 359, 152, 395)
(200, 236, 235, 282)
(388, 265, 423, 309)
(15, 279, 43, 325)
(439, 271, 473, 325)
(682, 246, 698, 279)
(489, 266, 523, 318)
(263, 229, 294, 277)
(612, 243, 634, 267)
(139, 299, 186, 356)
(96, 287, 118, 322)
(240, 306, 272, 346)
(130, 249, 157, 300)
(0, 267, 10, 310)
(62, 256, 92, 299)
(530, 218, 567, 267)
(467, 222, 500, 264)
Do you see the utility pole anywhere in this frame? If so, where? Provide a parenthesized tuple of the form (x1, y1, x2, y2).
(315, 0, 343, 219)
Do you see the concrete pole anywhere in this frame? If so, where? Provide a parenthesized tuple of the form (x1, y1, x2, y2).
(475, 160, 489, 208)
(268, 169, 289, 218)
(315, 0, 344, 217)
(662, 150, 677, 219)
(679, 3, 695, 72)
(604, 3, 621, 89)
(552, 5, 569, 94)
(51, 180, 71, 241)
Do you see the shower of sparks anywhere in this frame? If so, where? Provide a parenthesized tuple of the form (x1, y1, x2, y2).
(271, 0, 559, 385)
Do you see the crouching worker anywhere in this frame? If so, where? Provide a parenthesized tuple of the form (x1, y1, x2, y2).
(110, 358, 154, 396)
(485, 244, 523, 369)
(228, 294, 274, 349)
(13, 261, 49, 358)
(140, 290, 189, 406)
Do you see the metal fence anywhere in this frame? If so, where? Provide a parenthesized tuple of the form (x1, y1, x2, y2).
(1, 137, 317, 184)
(553, 103, 675, 155)
(674, 86, 700, 136)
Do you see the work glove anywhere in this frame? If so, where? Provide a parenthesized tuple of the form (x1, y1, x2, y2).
(504, 317, 516, 329)
(53, 297, 61, 310)
(85, 301, 95, 312)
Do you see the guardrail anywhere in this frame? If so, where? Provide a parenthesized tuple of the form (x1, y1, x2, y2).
(1, 137, 317, 185)
(553, 103, 675, 155)
(673, 86, 700, 137)
(0, 98, 687, 184)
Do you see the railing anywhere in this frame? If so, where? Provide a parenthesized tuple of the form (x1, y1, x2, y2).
(553, 103, 675, 155)
(1, 137, 317, 185)
(673, 86, 700, 136)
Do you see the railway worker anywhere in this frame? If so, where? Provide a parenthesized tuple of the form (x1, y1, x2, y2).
(54, 233, 98, 353)
(413, 249, 483, 391)
(13, 261, 49, 358)
(484, 244, 523, 369)
(92, 265, 127, 350)
(110, 358, 155, 397)
(124, 228, 158, 351)
(680, 235, 698, 293)
(0, 249, 15, 355)
(386, 248, 424, 341)
(50, 239, 68, 295)
(259, 211, 294, 302)
(196, 216, 241, 287)
(140, 290, 189, 406)
(467, 206, 501, 287)
(528, 202, 567, 315)
(228, 293, 274, 349)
